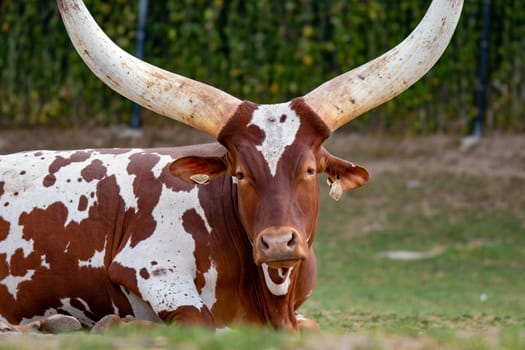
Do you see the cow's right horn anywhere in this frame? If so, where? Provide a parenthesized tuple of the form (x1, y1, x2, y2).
(57, 0, 241, 137)
(303, 0, 463, 132)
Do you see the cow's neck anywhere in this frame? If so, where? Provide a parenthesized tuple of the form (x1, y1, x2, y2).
(199, 175, 299, 329)
(226, 178, 302, 330)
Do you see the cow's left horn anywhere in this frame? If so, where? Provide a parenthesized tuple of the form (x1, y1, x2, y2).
(57, 0, 241, 137)
(303, 0, 463, 132)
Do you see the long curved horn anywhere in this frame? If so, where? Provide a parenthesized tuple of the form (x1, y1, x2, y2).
(57, 0, 241, 137)
(303, 0, 463, 132)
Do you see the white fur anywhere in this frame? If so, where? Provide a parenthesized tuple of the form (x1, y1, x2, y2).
(0, 149, 139, 263)
(20, 297, 95, 327)
(248, 103, 300, 177)
(200, 263, 218, 309)
(1, 271, 35, 300)
(1, 149, 217, 317)
(261, 263, 294, 296)
(114, 185, 217, 315)
(0, 149, 173, 300)
(78, 240, 106, 268)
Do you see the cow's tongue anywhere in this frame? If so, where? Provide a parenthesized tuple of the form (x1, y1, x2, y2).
(267, 266, 289, 284)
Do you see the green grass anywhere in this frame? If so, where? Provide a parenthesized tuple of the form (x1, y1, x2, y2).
(1, 152, 524, 349)
(311, 216, 525, 318)
(303, 168, 524, 347)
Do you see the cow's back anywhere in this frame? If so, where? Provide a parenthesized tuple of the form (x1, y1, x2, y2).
(0, 144, 225, 325)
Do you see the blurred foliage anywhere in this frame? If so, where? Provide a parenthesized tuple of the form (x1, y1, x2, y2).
(0, 1, 523, 132)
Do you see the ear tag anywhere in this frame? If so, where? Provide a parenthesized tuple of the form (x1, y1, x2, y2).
(190, 174, 210, 185)
(327, 178, 343, 201)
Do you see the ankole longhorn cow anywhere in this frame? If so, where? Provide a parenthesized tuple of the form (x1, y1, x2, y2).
(0, 0, 462, 332)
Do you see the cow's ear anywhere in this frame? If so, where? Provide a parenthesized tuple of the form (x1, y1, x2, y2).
(321, 149, 369, 201)
(169, 156, 227, 185)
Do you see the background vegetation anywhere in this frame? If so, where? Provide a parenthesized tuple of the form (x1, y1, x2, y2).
(0, 0, 524, 132)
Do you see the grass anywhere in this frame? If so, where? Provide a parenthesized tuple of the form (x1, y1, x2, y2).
(303, 166, 525, 348)
(1, 135, 524, 349)
(312, 216, 525, 317)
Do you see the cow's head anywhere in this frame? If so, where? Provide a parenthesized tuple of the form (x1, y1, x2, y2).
(58, 0, 462, 320)
(168, 100, 369, 278)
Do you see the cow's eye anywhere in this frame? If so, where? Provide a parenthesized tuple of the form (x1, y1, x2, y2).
(236, 171, 245, 180)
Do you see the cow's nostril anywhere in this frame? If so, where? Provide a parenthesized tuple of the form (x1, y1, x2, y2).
(287, 233, 297, 248)
(261, 236, 270, 251)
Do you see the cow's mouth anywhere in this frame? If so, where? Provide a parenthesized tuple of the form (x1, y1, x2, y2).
(265, 258, 300, 269)
(261, 263, 295, 296)
(266, 265, 291, 283)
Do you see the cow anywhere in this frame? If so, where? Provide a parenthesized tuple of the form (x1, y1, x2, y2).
(0, 0, 463, 332)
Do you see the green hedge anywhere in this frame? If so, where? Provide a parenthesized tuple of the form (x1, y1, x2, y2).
(0, 1, 524, 132)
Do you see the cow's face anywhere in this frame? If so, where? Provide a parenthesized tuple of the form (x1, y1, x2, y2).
(170, 98, 368, 295)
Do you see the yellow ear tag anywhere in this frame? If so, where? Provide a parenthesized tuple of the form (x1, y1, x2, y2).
(190, 174, 210, 185)
(327, 179, 343, 201)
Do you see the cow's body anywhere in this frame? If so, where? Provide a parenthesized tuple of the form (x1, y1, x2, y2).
(0, 140, 316, 329)
(1, 0, 462, 332)
(1, 101, 339, 330)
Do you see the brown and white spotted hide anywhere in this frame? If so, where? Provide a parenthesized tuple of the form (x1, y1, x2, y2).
(0, 98, 368, 331)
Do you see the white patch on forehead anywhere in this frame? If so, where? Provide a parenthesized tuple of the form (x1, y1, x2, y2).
(248, 103, 301, 177)
(114, 185, 216, 315)
(261, 263, 294, 296)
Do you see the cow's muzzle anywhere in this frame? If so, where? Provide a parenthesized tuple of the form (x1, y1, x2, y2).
(254, 227, 308, 267)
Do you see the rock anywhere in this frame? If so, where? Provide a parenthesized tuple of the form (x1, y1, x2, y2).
(40, 314, 82, 334)
(91, 314, 160, 333)
(91, 314, 124, 334)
